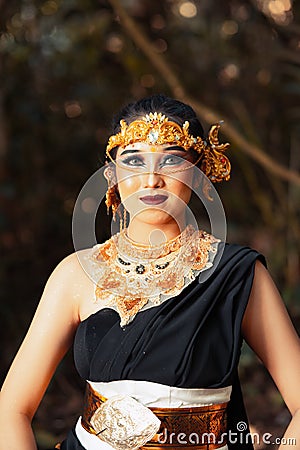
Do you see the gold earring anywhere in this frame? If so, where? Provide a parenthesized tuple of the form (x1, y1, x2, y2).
(105, 167, 120, 221)
(105, 185, 121, 221)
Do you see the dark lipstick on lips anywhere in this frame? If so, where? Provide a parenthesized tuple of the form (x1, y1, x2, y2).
(139, 194, 168, 205)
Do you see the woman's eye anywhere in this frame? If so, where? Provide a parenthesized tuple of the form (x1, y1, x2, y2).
(122, 156, 144, 166)
(162, 155, 183, 165)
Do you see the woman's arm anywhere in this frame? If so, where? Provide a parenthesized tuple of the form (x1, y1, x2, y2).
(0, 251, 93, 450)
(242, 260, 300, 449)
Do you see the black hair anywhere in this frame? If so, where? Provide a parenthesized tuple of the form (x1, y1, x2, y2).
(111, 94, 204, 138)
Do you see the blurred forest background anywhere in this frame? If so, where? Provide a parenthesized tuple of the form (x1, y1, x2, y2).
(1, 0, 300, 448)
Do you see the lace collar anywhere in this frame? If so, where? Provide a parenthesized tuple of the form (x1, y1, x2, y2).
(87, 226, 219, 326)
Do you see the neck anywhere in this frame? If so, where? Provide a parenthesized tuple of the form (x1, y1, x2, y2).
(126, 218, 186, 245)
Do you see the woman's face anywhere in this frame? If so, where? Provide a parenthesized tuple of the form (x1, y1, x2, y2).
(113, 142, 197, 227)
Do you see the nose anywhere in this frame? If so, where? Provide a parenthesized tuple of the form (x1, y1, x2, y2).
(142, 171, 164, 188)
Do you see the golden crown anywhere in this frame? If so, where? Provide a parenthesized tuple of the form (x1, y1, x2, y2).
(106, 112, 231, 182)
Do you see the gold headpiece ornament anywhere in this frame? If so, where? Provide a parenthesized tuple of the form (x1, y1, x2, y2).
(106, 112, 231, 183)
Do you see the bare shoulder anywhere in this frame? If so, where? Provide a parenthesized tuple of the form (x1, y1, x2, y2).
(53, 248, 92, 275)
(47, 248, 97, 321)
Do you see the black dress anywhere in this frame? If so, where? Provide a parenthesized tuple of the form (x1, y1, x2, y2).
(60, 243, 266, 450)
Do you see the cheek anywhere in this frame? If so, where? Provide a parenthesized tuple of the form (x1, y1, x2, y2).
(117, 172, 140, 201)
(167, 175, 193, 204)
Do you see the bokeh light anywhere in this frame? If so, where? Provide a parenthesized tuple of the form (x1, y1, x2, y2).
(41, 1, 58, 16)
(81, 197, 97, 214)
(151, 14, 166, 30)
(257, 69, 272, 85)
(256, 0, 294, 25)
(154, 38, 168, 53)
(219, 63, 240, 83)
(221, 20, 239, 37)
(64, 101, 82, 118)
(140, 74, 155, 88)
(106, 34, 124, 53)
(20, 4, 36, 21)
(178, 1, 197, 19)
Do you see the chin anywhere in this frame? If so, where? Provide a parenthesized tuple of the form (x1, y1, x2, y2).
(130, 208, 176, 226)
(130, 207, 185, 227)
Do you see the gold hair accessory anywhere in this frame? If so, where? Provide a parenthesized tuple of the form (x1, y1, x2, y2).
(106, 112, 231, 183)
(201, 124, 231, 182)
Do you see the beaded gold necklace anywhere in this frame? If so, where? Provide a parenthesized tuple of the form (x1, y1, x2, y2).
(88, 226, 219, 326)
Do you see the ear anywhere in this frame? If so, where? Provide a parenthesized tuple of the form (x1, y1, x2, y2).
(104, 165, 116, 183)
(192, 171, 213, 201)
(192, 170, 202, 189)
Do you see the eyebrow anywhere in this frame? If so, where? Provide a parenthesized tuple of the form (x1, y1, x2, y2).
(119, 146, 186, 156)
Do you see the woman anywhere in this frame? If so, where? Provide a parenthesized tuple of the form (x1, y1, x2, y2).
(0, 94, 300, 450)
